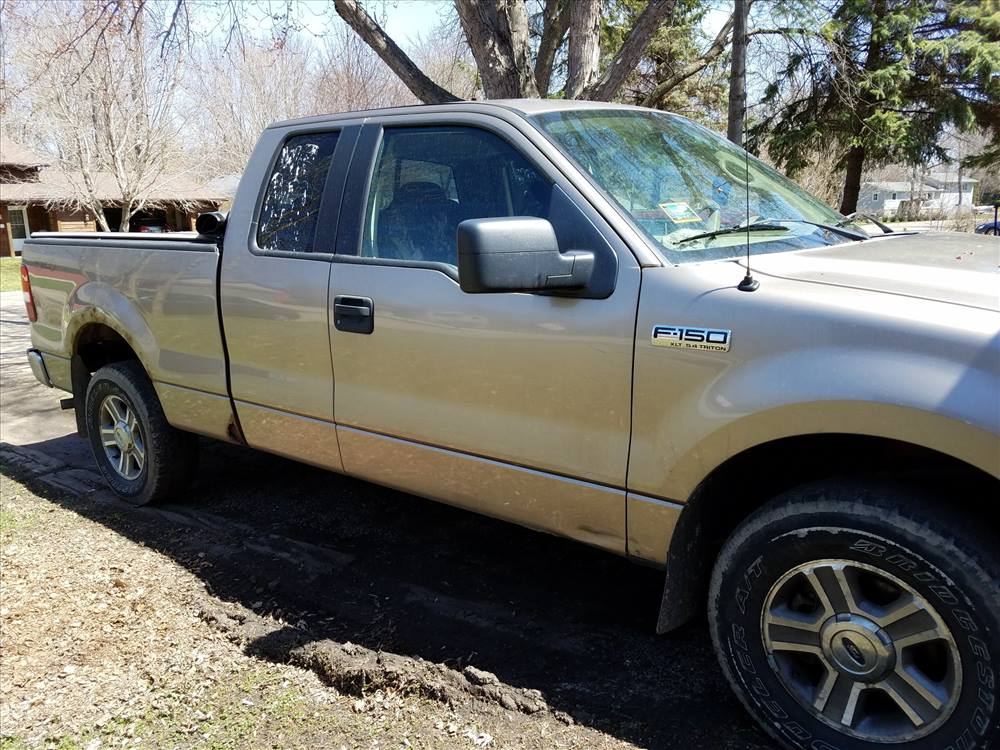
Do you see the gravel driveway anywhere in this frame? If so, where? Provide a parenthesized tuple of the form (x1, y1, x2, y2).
(0, 291, 774, 749)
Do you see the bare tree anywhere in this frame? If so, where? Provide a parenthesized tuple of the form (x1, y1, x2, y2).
(313, 22, 416, 113)
(186, 35, 316, 177)
(5, 0, 191, 231)
(334, 0, 679, 102)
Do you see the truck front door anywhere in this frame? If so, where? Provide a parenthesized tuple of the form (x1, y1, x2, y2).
(328, 116, 641, 553)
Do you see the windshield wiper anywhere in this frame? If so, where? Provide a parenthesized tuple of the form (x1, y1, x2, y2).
(837, 212, 893, 234)
(675, 222, 790, 245)
(756, 218, 869, 241)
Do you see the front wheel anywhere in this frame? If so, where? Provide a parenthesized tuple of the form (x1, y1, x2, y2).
(85, 361, 198, 505)
(709, 481, 999, 750)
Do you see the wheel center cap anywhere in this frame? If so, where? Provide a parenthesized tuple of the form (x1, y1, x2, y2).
(113, 422, 132, 452)
(821, 613, 895, 681)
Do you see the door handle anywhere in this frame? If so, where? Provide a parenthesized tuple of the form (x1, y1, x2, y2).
(333, 296, 374, 334)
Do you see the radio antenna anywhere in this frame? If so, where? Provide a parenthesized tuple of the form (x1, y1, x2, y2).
(734, 0, 759, 293)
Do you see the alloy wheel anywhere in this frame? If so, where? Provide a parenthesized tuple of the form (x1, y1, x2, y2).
(762, 559, 961, 743)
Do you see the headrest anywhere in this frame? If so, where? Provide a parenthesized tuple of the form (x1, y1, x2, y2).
(394, 181, 448, 204)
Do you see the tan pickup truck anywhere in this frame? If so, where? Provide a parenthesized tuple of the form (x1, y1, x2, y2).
(21, 100, 1000, 750)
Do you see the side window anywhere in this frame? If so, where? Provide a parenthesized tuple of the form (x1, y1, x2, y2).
(257, 131, 339, 253)
(360, 127, 551, 266)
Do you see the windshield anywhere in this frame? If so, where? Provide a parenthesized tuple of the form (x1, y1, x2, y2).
(530, 108, 861, 264)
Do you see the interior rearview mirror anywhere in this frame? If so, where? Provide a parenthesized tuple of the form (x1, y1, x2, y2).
(457, 217, 595, 294)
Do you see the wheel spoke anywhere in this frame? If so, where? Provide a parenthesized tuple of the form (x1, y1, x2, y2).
(894, 624, 946, 650)
(872, 592, 923, 629)
(812, 664, 839, 712)
(130, 446, 144, 472)
(117, 449, 126, 474)
(765, 610, 824, 654)
(893, 664, 946, 711)
(820, 672, 863, 727)
(106, 397, 125, 423)
(100, 427, 117, 447)
(800, 567, 837, 618)
(879, 670, 941, 727)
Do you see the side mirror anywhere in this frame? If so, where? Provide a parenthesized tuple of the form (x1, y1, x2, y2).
(457, 217, 594, 294)
(196, 211, 228, 238)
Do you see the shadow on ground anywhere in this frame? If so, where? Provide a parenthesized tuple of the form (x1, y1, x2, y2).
(3, 433, 773, 750)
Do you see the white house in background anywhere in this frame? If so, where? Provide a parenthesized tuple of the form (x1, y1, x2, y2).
(923, 172, 979, 212)
(857, 172, 979, 217)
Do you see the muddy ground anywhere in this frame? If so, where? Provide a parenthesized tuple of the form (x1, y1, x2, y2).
(0, 292, 774, 749)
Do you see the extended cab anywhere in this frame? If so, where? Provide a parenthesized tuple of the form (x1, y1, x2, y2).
(21, 101, 1000, 750)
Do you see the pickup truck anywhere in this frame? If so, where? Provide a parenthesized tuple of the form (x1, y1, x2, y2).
(21, 100, 1000, 750)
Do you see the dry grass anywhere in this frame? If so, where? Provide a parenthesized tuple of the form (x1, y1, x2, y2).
(0, 258, 22, 293)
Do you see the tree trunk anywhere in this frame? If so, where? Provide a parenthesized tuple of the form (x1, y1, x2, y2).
(726, 0, 748, 144)
(840, 146, 866, 214)
(584, 0, 676, 102)
(94, 206, 111, 232)
(455, 0, 538, 98)
(120, 200, 133, 232)
(565, 0, 600, 99)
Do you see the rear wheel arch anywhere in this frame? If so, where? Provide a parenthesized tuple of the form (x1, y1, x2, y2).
(70, 322, 147, 436)
(656, 433, 999, 634)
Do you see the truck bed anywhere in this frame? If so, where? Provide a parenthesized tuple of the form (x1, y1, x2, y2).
(22, 231, 235, 441)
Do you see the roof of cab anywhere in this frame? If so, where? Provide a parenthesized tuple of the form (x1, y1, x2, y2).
(267, 98, 651, 130)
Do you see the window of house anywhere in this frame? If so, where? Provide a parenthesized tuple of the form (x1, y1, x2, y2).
(872, 192, 879, 201)
(360, 127, 552, 265)
(257, 131, 339, 253)
(891, 192, 897, 200)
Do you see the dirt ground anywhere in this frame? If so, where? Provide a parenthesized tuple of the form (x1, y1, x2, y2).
(0, 293, 774, 749)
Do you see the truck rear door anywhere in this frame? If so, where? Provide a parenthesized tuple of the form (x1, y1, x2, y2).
(219, 123, 360, 470)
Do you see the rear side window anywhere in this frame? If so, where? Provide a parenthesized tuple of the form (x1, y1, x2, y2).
(257, 131, 339, 253)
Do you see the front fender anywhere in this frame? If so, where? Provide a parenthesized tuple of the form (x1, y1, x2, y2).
(629, 267, 1000, 503)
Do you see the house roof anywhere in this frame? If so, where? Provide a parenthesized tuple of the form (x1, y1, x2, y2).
(926, 173, 978, 185)
(0, 166, 226, 204)
(0, 135, 50, 168)
(864, 181, 942, 192)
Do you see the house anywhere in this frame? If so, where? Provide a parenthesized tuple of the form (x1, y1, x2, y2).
(923, 172, 979, 213)
(0, 136, 227, 257)
(857, 172, 979, 218)
(856, 182, 940, 217)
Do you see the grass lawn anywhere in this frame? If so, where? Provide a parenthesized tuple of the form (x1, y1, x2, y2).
(0, 256, 22, 292)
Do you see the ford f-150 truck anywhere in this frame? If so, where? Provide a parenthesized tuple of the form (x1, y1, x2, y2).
(20, 100, 1000, 750)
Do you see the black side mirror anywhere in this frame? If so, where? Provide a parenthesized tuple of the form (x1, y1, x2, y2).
(457, 217, 594, 294)
(196, 211, 228, 238)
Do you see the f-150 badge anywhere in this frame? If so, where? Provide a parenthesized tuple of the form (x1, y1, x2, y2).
(652, 324, 731, 352)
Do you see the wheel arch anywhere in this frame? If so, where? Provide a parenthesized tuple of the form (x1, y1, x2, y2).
(69, 317, 151, 436)
(655, 432, 1000, 634)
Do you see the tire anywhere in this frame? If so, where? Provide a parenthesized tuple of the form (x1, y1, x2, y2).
(708, 480, 999, 750)
(85, 361, 198, 505)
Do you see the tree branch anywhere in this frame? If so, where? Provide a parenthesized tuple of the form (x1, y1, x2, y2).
(585, 0, 676, 102)
(641, 12, 733, 108)
(534, 0, 568, 96)
(333, 0, 459, 103)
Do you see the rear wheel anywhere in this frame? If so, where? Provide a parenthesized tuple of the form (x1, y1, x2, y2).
(708, 481, 999, 750)
(85, 361, 198, 505)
